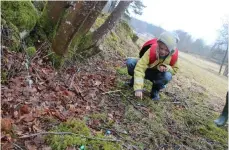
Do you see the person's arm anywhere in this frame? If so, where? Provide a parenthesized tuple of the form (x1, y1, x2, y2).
(134, 50, 150, 91)
(157, 60, 179, 75)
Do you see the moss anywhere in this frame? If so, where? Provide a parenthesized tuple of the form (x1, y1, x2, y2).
(1, 1, 38, 32)
(124, 105, 142, 122)
(1, 71, 8, 84)
(67, 32, 94, 61)
(77, 33, 93, 51)
(25, 24, 48, 47)
(32, 0, 46, 13)
(1, 19, 21, 51)
(198, 123, 228, 145)
(47, 119, 121, 150)
(104, 32, 126, 57)
(39, 2, 68, 41)
(26, 47, 36, 57)
(110, 31, 119, 42)
(48, 51, 64, 69)
(38, 4, 55, 41)
(92, 13, 109, 30)
(132, 33, 139, 43)
(118, 21, 134, 38)
(89, 113, 107, 121)
(116, 67, 128, 76)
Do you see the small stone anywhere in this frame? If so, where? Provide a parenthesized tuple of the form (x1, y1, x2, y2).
(106, 130, 111, 135)
(80, 145, 85, 150)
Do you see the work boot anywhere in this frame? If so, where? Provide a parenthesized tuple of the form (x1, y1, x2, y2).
(151, 88, 160, 101)
(214, 114, 228, 126)
(214, 92, 228, 126)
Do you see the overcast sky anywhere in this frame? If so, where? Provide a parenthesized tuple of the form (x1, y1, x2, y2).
(134, 0, 229, 46)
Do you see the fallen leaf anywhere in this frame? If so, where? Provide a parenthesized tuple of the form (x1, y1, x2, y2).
(32, 125, 43, 132)
(33, 135, 45, 146)
(52, 111, 66, 122)
(41, 68, 48, 75)
(73, 84, 82, 94)
(75, 108, 83, 114)
(38, 59, 43, 65)
(1, 118, 13, 132)
(21, 113, 35, 122)
(1, 134, 12, 142)
(13, 111, 19, 119)
(148, 112, 155, 119)
(86, 105, 90, 110)
(13, 125, 24, 136)
(94, 80, 102, 86)
(1, 141, 13, 150)
(108, 113, 113, 120)
(41, 146, 52, 150)
(25, 141, 37, 150)
(67, 104, 76, 112)
(66, 146, 76, 150)
(92, 119, 100, 126)
(20, 104, 30, 115)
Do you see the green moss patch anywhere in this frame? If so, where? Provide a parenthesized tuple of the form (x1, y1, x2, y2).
(46, 119, 122, 150)
(1, 1, 38, 32)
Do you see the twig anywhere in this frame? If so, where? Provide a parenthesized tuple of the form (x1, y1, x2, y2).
(160, 101, 181, 104)
(19, 132, 121, 142)
(119, 91, 147, 116)
(32, 67, 43, 82)
(31, 42, 48, 62)
(69, 68, 80, 89)
(69, 73, 77, 89)
(98, 126, 128, 135)
(184, 101, 189, 108)
(13, 143, 24, 150)
(102, 90, 121, 95)
(42, 52, 55, 59)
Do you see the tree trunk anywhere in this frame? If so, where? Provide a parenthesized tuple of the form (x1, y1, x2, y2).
(40, 1, 68, 38)
(92, 1, 132, 43)
(223, 64, 228, 76)
(80, 1, 107, 34)
(108, 1, 118, 13)
(51, 1, 107, 55)
(219, 48, 228, 74)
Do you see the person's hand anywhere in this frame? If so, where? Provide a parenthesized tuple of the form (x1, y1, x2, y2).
(135, 91, 143, 99)
(159, 65, 167, 72)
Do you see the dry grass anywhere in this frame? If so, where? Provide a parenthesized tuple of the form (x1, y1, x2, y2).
(179, 51, 227, 100)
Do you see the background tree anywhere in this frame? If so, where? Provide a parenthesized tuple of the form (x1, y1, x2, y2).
(124, 0, 146, 20)
(216, 18, 228, 75)
(192, 39, 205, 54)
(108, 1, 118, 13)
(175, 30, 193, 53)
(92, 1, 132, 43)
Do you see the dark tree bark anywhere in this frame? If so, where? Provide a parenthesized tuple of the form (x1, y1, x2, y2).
(92, 1, 132, 43)
(223, 64, 228, 76)
(51, 1, 107, 55)
(219, 46, 228, 74)
(40, 1, 68, 37)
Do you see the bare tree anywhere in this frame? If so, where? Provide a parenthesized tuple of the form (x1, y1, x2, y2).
(218, 19, 228, 75)
(175, 30, 193, 52)
(92, 1, 132, 43)
(108, 1, 118, 13)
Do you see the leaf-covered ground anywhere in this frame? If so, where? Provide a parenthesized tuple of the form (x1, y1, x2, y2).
(1, 19, 228, 150)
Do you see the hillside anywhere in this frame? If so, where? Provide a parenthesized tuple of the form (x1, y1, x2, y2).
(1, 4, 228, 150)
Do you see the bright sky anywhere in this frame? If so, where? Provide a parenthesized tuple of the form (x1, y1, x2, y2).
(134, 0, 229, 46)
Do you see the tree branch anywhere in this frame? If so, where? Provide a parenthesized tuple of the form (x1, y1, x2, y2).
(19, 132, 121, 142)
